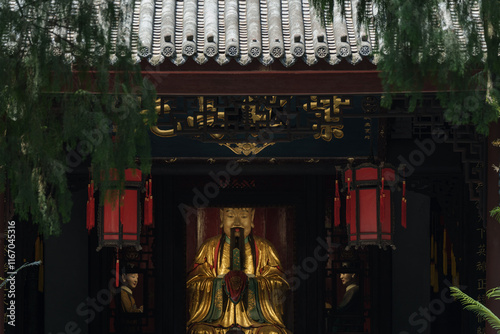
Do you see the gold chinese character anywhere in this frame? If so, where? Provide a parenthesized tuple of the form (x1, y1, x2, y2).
(476, 261, 486, 272)
(478, 279, 487, 290)
(477, 244, 486, 257)
(477, 293, 486, 303)
(477, 326, 485, 334)
(477, 228, 486, 239)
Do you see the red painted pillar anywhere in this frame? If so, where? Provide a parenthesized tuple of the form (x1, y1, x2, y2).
(486, 122, 500, 334)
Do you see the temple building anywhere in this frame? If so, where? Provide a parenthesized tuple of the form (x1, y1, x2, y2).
(1, 0, 497, 333)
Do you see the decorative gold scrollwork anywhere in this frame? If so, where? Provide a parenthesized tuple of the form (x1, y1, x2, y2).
(364, 118, 371, 140)
(307, 96, 350, 141)
(219, 143, 275, 156)
(150, 124, 181, 138)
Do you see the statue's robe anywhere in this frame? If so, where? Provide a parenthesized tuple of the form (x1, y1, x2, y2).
(331, 284, 363, 333)
(187, 235, 291, 334)
(120, 286, 142, 313)
(115, 286, 142, 334)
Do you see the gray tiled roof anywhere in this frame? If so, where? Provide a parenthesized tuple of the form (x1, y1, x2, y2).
(101, 0, 488, 67)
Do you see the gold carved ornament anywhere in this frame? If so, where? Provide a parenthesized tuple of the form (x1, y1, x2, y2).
(219, 142, 275, 156)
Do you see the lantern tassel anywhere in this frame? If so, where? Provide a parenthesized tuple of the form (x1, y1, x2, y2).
(144, 176, 154, 226)
(334, 180, 341, 227)
(86, 199, 90, 231)
(148, 196, 153, 226)
(144, 180, 149, 226)
(119, 192, 125, 223)
(144, 198, 149, 227)
(147, 179, 152, 226)
(89, 181, 95, 230)
(86, 183, 91, 231)
(86, 180, 95, 232)
(149, 176, 153, 225)
(401, 198, 407, 228)
(115, 258, 120, 288)
(380, 177, 385, 222)
(401, 180, 407, 228)
(346, 178, 352, 225)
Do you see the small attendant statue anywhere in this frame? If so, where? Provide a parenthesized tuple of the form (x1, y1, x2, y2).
(115, 263, 143, 334)
(331, 262, 363, 333)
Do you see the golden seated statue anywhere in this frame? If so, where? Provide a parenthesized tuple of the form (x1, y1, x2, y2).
(186, 208, 292, 334)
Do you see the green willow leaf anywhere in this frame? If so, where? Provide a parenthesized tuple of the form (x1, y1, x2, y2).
(309, 0, 500, 135)
(0, 0, 157, 235)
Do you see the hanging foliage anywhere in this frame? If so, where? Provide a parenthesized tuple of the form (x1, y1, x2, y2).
(450, 286, 500, 331)
(311, 0, 500, 134)
(0, 0, 157, 235)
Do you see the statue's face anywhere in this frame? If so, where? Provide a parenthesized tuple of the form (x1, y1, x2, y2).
(122, 273, 139, 289)
(340, 272, 356, 286)
(220, 208, 255, 239)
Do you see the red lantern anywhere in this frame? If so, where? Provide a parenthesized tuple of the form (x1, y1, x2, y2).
(343, 163, 400, 249)
(96, 169, 143, 251)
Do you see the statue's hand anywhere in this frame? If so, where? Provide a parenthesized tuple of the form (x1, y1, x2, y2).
(224, 270, 248, 304)
(225, 270, 248, 290)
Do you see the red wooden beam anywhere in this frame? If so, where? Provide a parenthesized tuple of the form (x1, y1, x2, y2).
(141, 70, 447, 95)
(72, 68, 443, 95)
(140, 70, 395, 95)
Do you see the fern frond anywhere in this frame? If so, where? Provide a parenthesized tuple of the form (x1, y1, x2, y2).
(450, 287, 500, 331)
(487, 287, 500, 301)
(490, 207, 500, 223)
